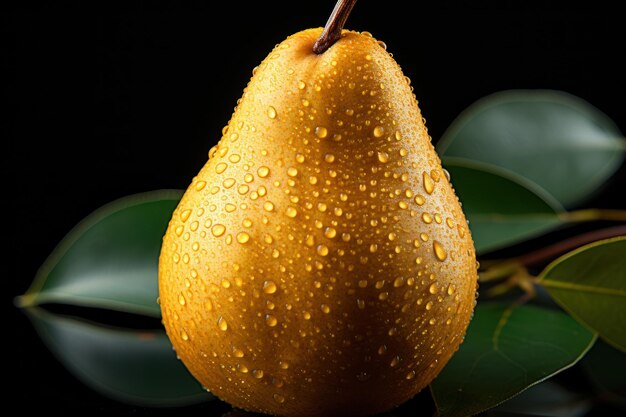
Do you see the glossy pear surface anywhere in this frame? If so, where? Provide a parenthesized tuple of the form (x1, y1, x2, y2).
(159, 28, 477, 417)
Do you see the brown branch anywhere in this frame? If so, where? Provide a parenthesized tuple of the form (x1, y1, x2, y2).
(517, 225, 626, 267)
(313, 0, 358, 54)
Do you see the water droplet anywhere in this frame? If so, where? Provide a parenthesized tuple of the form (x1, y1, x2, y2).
(443, 168, 451, 181)
(266, 315, 278, 327)
(317, 245, 329, 256)
(406, 370, 416, 380)
(324, 227, 337, 238)
(315, 126, 328, 138)
(178, 293, 186, 306)
(218, 316, 228, 331)
(263, 280, 277, 294)
(356, 371, 370, 381)
(390, 355, 400, 367)
(357, 299, 365, 309)
(303, 311, 311, 320)
(223, 178, 236, 188)
(233, 348, 244, 358)
(358, 280, 368, 288)
(420, 233, 429, 242)
(228, 154, 241, 163)
(373, 126, 385, 138)
(215, 162, 227, 174)
(195, 181, 207, 191)
(181, 329, 189, 341)
(258, 166, 270, 178)
(393, 277, 405, 287)
(252, 369, 264, 378)
(286, 206, 298, 218)
(175, 225, 184, 236)
(422, 212, 433, 224)
(446, 218, 455, 228)
(273, 393, 285, 404)
(423, 172, 435, 194)
(287, 167, 298, 177)
(324, 153, 335, 163)
(433, 240, 447, 261)
(398, 201, 408, 209)
(378, 345, 387, 355)
(426, 301, 434, 310)
(447, 285, 456, 295)
(267, 106, 277, 119)
(298, 81, 306, 90)
(429, 283, 439, 294)
(237, 184, 249, 195)
(211, 224, 226, 237)
(321, 304, 331, 314)
(262, 201, 275, 212)
(377, 151, 389, 163)
(317, 202, 328, 212)
(237, 232, 250, 244)
(414, 195, 425, 206)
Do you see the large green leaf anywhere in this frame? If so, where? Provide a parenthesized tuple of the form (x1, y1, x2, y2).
(23, 307, 209, 406)
(445, 158, 564, 254)
(430, 303, 596, 417)
(437, 90, 625, 208)
(582, 341, 626, 405)
(538, 237, 626, 352)
(16, 190, 181, 317)
(489, 381, 592, 417)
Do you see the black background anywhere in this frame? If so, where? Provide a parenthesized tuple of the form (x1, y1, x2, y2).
(5, 0, 625, 414)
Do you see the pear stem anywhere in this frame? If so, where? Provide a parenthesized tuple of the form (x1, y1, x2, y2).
(313, 0, 358, 54)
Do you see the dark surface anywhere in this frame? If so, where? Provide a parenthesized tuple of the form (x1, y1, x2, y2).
(5, 0, 625, 415)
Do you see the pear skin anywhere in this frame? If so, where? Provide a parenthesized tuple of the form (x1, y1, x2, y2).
(159, 28, 477, 417)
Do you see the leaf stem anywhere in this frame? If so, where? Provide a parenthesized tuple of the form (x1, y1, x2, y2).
(516, 225, 626, 267)
(561, 208, 626, 223)
(479, 225, 626, 284)
(14, 293, 36, 309)
(313, 0, 358, 54)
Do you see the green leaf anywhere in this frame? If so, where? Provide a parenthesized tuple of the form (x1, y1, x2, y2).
(538, 236, 626, 352)
(582, 341, 626, 404)
(490, 381, 592, 417)
(17, 190, 182, 317)
(444, 158, 564, 254)
(437, 90, 625, 208)
(430, 303, 596, 417)
(23, 307, 209, 406)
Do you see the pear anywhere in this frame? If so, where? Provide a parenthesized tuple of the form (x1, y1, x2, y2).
(159, 4, 477, 416)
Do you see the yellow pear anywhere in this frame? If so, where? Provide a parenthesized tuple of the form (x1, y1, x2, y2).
(159, 5, 477, 416)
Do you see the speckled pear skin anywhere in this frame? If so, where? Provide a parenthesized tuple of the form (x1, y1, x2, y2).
(159, 28, 477, 417)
